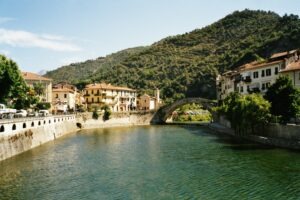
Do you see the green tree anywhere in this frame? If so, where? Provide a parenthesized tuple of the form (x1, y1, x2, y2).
(33, 82, 45, 96)
(101, 105, 111, 121)
(265, 76, 300, 123)
(0, 55, 37, 109)
(217, 93, 271, 135)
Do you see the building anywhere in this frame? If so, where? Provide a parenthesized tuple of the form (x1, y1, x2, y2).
(52, 82, 77, 113)
(22, 72, 52, 104)
(83, 83, 137, 112)
(217, 49, 300, 101)
(137, 89, 162, 111)
(280, 60, 300, 88)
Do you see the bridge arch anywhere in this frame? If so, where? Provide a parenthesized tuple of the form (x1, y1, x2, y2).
(151, 98, 216, 124)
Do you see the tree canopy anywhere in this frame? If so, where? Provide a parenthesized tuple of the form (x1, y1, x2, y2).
(0, 55, 38, 109)
(265, 76, 300, 123)
(217, 93, 271, 135)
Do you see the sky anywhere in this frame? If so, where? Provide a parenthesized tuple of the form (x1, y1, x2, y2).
(0, 0, 300, 73)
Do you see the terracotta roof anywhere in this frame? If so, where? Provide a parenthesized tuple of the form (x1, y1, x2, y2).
(85, 83, 136, 92)
(22, 72, 52, 81)
(238, 60, 283, 72)
(52, 88, 75, 93)
(280, 61, 300, 73)
(270, 49, 298, 59)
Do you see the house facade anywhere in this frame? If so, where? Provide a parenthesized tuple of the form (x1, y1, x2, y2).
(22, 72, 52, 104)
(52, 82, 77, 113)
(137, 89, 162, 111)
(83, 83, 137, 112)
(217, 49, 300, 101)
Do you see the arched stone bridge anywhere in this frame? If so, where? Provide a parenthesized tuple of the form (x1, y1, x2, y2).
(151, 97, 217, 124)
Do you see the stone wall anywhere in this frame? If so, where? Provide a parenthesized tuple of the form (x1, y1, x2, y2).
(0, 115, 77, 162)
(77, 112, 154, 129)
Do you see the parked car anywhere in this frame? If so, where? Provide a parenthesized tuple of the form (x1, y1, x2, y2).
(14, 110, 27, 118)
(38, 110, 50, 117)
(27, 111, 38, 117)
(0, 104, 16, 119)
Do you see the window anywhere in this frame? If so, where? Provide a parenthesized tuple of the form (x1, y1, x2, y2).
(240, 86, 244, 93)
(266, 69, 271, 76)
(261, 70, 265, 77)
(253, 71, 259, 79)
(64, 94, 67, 98)
(275, 67, 278, 75)
(56, 94, 58, 98)
(92, 90, 94, 94)
(266, 82, 271, 88)
(92, 98, 94, 103)
(262, 83, 266, 90)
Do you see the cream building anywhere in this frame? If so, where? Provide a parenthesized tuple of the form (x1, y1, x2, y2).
(137, 89, 162, 111)
(217, 49, 300, 101)
(52, 82, 77, 113)
(281, 60, 300, 88)
(83, 83, 137, 112)
(22, 72, 52, 104)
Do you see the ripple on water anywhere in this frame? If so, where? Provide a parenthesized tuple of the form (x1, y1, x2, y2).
(1, 126, 300, 199)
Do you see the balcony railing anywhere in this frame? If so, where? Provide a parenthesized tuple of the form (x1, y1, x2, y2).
(242, 76, 252, 83)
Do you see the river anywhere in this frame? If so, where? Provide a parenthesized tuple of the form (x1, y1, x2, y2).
(1, 126, 300, 199)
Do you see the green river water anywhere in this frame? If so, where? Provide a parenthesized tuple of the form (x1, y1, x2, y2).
(1, 125, 300, 199)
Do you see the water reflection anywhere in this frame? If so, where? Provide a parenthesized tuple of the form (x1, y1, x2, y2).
(1, 126, 300, 199)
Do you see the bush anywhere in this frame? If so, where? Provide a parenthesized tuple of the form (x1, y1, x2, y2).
(92, 109, 99, 120)
(101, 105, 111, 121)
(217, 92, 271, 135)
(36, 102, 51, 110)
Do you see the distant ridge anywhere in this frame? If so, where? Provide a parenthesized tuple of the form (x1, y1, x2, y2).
(46, 10, 300, 102)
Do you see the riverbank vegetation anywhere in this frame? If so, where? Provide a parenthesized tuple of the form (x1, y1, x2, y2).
(216, 76, 300, 134)
(172, 103, 212, 122)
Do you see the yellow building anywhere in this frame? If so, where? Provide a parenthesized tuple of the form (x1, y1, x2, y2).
(83, 83, 137, 112)
(22, 72, 52, 104)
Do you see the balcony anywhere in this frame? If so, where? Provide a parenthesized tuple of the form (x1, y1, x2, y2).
(242, 76, 251, 83)
(234, 75, 242, 83)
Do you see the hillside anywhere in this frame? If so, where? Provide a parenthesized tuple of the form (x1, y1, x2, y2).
(46, 10, 300, 103)
(45, 46, 148, 86)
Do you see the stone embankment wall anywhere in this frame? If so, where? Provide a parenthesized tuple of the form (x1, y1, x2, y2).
(0, 115, 77, 162)
(77, 112, 155, 129)
(213, 115, 300, 149)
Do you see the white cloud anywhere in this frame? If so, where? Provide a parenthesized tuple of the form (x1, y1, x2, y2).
(0, 17, 14, 24)
(0, 29, 81, 52)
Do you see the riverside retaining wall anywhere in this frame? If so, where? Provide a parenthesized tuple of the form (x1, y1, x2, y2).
(214, 115, 300, 149)
(0, 115, 77, 162)
(77, 112, 155, 129)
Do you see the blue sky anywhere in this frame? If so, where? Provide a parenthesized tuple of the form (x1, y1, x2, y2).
(0, 0, 300, 73)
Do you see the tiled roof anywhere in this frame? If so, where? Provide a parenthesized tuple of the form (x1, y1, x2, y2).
(22, 72, 52, 81)
(238, 60, 283, 71)
(270, 49, 298, 59)
(52, 88, 75, 93)
(280, 61, 300, 73)
(85, 83, 136, 92)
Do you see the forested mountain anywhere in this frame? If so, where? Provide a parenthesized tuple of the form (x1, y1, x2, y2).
(46, 10, 300, 103)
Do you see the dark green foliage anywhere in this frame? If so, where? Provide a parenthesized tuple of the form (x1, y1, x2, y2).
(36, 102, 51, 110)
(217, 93, 271, 135)
(46, 10, 300, 102)
(101, 105, 111, 121)
(92, 109, 99, 120)
(0, 55, 38, 109)
(265, 76, 300, 123)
